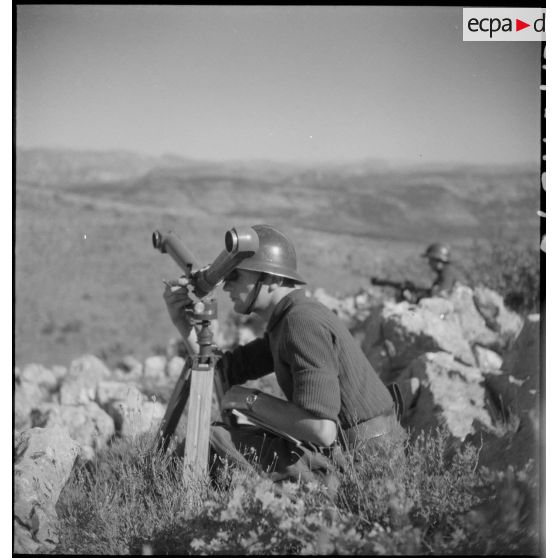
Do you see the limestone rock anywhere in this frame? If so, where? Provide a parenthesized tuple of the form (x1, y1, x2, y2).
(20, 364, 59, 392)
(96, 381, 145, 408)
(381, 301, 476, 369)
(473, 346, 503, 373)
(33, 402, 115, 460)
(105, 388, 146, 432)
(444, 285, 503, 349)
(51, 365, 68, 383)
(59, 354, 112, 405)
(401, 352, 494, 440)
(124, 401, 165, 437)
(15, 381, 51, 431)
(104, 388, 165, 437)
(14, 427, 80, 554)
(107, 392, 165, 437)
(313, 287, 379, 332)
(114, 355, 143, 379)
(144, 355, 167, 380)
(473, 285, 524, 346)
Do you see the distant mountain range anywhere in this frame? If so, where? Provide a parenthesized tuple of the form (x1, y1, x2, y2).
(15, 147, 541, 243)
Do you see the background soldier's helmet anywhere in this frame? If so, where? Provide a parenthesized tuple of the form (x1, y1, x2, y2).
(421, 242, 451, 263)
(235, 224, 306, 284)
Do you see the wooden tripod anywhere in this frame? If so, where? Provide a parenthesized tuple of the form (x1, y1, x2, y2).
(154, 298, 228, 477)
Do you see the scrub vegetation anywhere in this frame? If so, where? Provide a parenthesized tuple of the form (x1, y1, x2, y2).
(56, 426, 539, 555)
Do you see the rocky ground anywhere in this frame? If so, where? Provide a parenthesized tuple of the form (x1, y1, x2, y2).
(13, 283, 541, 553)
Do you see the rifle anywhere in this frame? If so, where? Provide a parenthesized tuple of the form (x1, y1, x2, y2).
(152, 228, 258, 475)
(370, 277, 415, 291)
(370, 277, 431, 302)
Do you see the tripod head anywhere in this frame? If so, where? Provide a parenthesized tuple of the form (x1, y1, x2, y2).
(185, 299, 218, 361)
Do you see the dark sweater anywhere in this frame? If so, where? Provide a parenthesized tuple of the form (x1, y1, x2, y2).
(227, 289, 394, 429)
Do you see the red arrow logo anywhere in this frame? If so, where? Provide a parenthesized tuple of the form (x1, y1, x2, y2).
(516, 19, 530, 31)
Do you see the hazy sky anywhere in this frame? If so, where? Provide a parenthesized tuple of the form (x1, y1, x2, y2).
(16, 5, 542, 165)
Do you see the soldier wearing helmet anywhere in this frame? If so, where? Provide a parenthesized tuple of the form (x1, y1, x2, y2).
(421, 242, 458, 297)
(398, 242, 459, 303)
(164, 224, 405, 489)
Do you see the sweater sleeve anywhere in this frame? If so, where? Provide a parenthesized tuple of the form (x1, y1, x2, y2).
(282, 311, 341, 421)
(227, 334, 275, 385)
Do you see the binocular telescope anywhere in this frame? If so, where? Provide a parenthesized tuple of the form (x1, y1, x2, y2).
(152, 226, 259, 299)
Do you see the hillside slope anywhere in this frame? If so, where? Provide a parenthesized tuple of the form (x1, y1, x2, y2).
(15, 148, 540, 367)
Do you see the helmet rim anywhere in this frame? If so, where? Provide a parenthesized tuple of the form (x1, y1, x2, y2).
(235, 261, 306, 284)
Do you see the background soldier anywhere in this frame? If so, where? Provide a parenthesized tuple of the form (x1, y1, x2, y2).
(421, 242, 458, 296)
(399, 242, 458, 303)
(371, 242, 460, 303)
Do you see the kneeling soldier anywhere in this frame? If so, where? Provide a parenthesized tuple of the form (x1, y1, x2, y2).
(164, 224, 406, 489)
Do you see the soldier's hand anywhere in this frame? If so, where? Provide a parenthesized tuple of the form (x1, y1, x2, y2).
(163, 277, 195, 327)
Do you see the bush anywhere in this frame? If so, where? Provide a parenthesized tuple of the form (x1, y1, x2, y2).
(55, 426, 539, 555)
(465, 238, 540, 315)
(56, 433, 213, 554)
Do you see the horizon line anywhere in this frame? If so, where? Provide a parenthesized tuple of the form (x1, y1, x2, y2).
(15, 144, 541, 170)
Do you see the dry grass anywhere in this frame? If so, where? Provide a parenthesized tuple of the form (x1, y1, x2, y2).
(55, 426, 539, 555)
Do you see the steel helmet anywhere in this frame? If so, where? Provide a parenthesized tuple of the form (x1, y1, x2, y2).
(235, 224, 306, 284)
(421, 243, 451, 263)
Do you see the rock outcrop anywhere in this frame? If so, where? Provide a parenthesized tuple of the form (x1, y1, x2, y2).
(318, 283, 538, 470)
(14, 347, 184, 552)
(59, 354, 112, 405)
(398, 352, 494, 440)
(103, 388, 166, 437)
(14, 427, 80, 553)
(32, 401, 115, 461)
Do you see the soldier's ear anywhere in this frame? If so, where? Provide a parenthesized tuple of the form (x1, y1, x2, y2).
(265, 275, 285, 290)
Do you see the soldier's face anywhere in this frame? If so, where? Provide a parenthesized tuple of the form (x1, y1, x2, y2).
(223, 269, 262, 313)
(428, 257, 444, 272)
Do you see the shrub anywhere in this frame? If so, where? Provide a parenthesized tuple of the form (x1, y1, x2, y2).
(465, 238, 540, 315)
(56, 426, 539, 555)
(56, 433, 212, 555)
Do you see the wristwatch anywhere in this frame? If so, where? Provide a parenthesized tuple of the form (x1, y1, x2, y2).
(246, 391, 261, 412)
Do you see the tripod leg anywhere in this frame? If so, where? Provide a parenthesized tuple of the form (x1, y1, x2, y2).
(183, 364, 215, 476)
(154, 362, 192, 453)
